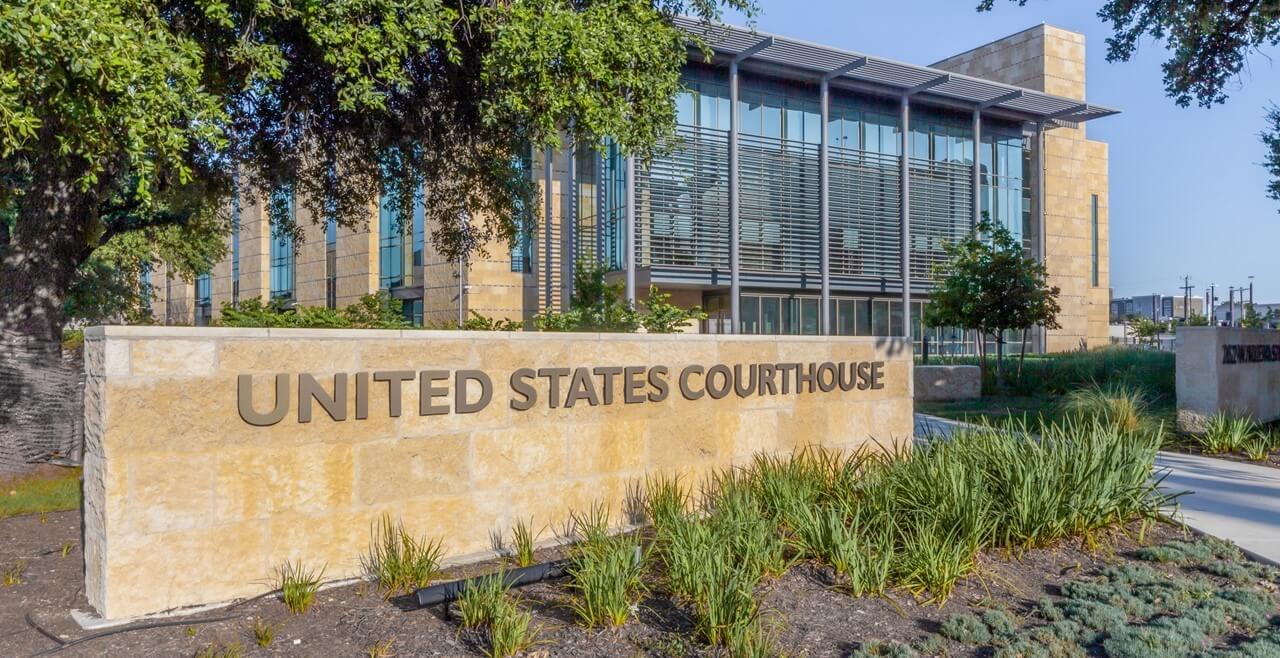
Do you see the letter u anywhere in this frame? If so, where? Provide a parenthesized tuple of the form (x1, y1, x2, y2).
(238, 374, 290, 426)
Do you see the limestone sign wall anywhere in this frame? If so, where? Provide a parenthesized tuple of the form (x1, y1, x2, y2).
(82, 326, 913, 619)
(1176, 326, 1280, 431)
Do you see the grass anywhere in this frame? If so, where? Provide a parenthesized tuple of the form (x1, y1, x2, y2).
(456, 571, 537, 658)
(1195, 412, 1260, 454)
(923, 347, 1175, 400)
(365, 638, 395, 658)
(510, 518, 537, 568)
(363, 514, 444, 598)
(4, 561, 25, 587)
(194, 641, 243, 658)
(1061, 384, 1151, 434)
(565, 506, 646, 628)
(250, 617, 275, 647)
(274, 560, 324, 614)
(0, 467, 81, 519)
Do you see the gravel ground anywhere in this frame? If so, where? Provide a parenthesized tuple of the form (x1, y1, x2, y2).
(1, 512, 1214, 657)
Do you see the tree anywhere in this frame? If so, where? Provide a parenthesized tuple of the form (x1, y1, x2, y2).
(1240, 303, 1271, 329)
(1126, 315, 1161, 346)
(978, 0, 1280, 209)
(0, 0, 755, 469)
(925, 218, 1061, 388)
(1186, 312, 1210, 327)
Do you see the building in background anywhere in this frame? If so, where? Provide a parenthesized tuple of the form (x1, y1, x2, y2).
(153, 20, 1115, 355)
(1212, 302, 1280, 328)
(1111, 294, 1205, 323)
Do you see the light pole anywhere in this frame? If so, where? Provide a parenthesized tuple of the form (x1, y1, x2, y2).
(1228, 287, 1237, 326)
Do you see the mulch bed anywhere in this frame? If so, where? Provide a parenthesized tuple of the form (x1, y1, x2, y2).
(5, 511, 1264, 658)
(1175, 446, 1280, 470)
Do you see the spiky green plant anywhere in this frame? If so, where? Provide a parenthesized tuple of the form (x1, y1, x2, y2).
(510, 518, 537, 568)
(274, 560, 324, 614)
(1197, 412, 1259, 454)
(1061, 383, 1151, 434)
(565, 506, 646, 628)
(363, 514, 444, 597)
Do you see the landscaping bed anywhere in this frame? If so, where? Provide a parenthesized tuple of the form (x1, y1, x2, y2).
(4, 513, 1279, 657)
(6, 420, 1280, 657)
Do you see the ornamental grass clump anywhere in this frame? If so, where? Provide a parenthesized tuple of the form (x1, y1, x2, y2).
(274, 560, 324, 614)
(1196, 412, 1260, 454)
(363, 514, 444, 598)
(1060, 383, 1152, 434)
(565, 506, 646, 628)
(456, 571, 536, 658)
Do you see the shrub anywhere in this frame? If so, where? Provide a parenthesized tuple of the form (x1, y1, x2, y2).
(363, 514, 444, 597)
(1196, 412, 1259, 454)
(850, 640, 919, 658)
(275, 560, 324, 614)
(940, 612, 992, 644)
(217, 292, 408, 329)
(462, 311, 523, 332)
(194, 642, 243, 658)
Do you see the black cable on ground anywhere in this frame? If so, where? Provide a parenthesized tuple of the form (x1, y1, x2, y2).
(27, 611, 241, 657)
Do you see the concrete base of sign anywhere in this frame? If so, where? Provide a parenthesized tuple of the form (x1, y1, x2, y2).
(913, 365, 981, 402)
(1176, 327, 1280, 432)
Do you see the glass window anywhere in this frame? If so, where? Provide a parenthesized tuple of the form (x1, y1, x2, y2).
(761, 297, 781, 335)
(837, 299, 856, 336)
(800, 298, 819, 335)
(741, 295, 761, 335)
(855, 299, 871, 336)
(890, 301, 904, 337)
(676, 91, 695, 126)
(268, 186, 295, 300)
(872, 300, 890, 336)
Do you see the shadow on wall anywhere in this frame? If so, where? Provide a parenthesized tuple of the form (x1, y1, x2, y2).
(0, 333, 83, 474)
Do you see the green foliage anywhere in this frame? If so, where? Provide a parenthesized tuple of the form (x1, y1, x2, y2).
(1241, 303, 1274, 329)
(925, 218, 1061, 386)
(1196, 412, 1260, 455)
(1060, 384, 1152, 435)
(534, 264, 704, 333)
(565, 507, 646, 627)
(463, 312, 524, 332)
(250, 616, 275, 648)
(940, 612, 993, 644)
(1186, 312, 1210, 327)
(456, 572, 536, 658)
(1126, 316, 1163, 345)
(363, 514, 444, 598)
(640, 286, 707, 333)
(275, 560, 324, 614)
(927, 347, 1176, 402)
(194, 642, 243, 658)
(217, 292, 408, 329)
(509, 518, 538, 568)
(0, 467, 81, 519)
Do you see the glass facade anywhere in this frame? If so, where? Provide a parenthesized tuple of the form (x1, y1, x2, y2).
(268, 186, 295, 300)
(231, 186, 241, 305)
(511, 147, 534, 273)
(194, 273, 212, 326)
(378, 183, 425, 290)
(526, 62, 1050, 357)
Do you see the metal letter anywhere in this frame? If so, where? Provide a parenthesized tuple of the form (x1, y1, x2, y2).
(299, 373, 347, 423)
(238, 374, 290, 427)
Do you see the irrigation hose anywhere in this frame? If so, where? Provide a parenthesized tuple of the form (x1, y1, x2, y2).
(26, 610, 241, 657)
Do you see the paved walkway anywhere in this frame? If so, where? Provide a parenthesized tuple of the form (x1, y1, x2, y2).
(913, 412, 1280, 565)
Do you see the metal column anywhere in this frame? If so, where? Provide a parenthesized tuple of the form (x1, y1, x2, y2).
(1035, 123, 1047, 352)
(972, 109, 982, 229)
(596, 149, 606, 267)
(728, 59, 741, 333)
(819, 78, 831, 336)
(624, 155, 636, 304)
(900, 95, 911, 340)
(543, 147, 554, 310)
(565, 141, 577, 305)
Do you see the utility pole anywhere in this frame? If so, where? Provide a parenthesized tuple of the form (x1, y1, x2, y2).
(1179, 275, 1193, 321)
(1228, 287, 1237, 326)
(1209, 283, 1217, 325)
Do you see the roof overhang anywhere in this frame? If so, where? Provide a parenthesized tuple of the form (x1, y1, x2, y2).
(678, 17, 1119, 125)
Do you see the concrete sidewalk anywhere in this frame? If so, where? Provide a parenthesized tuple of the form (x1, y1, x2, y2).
(913, 412, 1280, 565)
(1154, 452, 1280, 565)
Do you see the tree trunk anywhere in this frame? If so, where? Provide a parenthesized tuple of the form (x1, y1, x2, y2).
(1017, 327, 1028, 382)
(995, 331, 1005, 391)
(0, 171, 96, 473)
(976, 330, 988, 392)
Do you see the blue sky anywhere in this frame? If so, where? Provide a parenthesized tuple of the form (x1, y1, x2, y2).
(723, 0, 1280, 302)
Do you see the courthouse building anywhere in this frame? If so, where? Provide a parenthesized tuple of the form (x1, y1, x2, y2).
(150, 20, 1115, 355)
